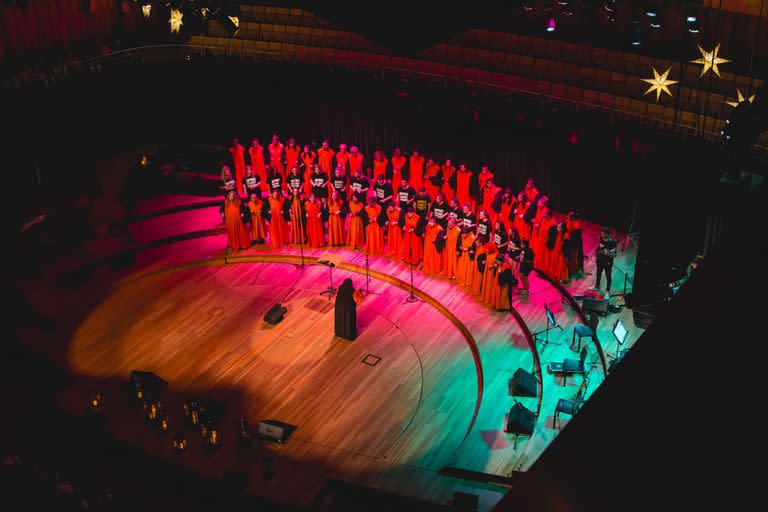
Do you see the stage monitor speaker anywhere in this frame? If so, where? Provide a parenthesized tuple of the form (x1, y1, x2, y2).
(632, 308, 656, 329)
(257, 420, 296, 444)
(509, 368, 537, 398)
(582, 298, 608, 316)
(452, 492, 479, 512)
(263, 304, 287, 325)
(505, 402, 535, 436)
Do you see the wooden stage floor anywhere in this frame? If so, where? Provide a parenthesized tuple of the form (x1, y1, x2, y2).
(17, 194, 644, 511)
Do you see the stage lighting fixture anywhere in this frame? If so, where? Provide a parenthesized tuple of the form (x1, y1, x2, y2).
(141, 4, 151, 19)
(522, 0, 534, 12)
(604, 0, 616, 13)
(546, 17, 556, 32)
(686, 13, 699, 33)
(561, 2, 574, 16)
(632, 16, 641, 46)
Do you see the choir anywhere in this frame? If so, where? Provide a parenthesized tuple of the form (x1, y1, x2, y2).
(223, 136, 585, 309)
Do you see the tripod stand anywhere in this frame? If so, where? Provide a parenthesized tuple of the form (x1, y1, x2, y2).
(402, 239, 422, 304)
(319, 263, 336, 300)
(532, 303, 562, 349)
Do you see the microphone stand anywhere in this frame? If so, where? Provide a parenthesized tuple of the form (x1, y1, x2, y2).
(364, 251, 381, 296)
(402, 232, 422, 304)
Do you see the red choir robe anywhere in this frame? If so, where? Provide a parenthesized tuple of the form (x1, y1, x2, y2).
(425, 163, 442, 200)
(493, 262, 513, 311)
(317, 147, 335, 175)
(328, 198, 346, 246)
(391, 154, 406, 186)
(267, 196, 289, 248)
(336, 149, 350, 172)
(530, 207, 548, 266)
(248, 198, 266, 241)
(373, 157, 388, 181)
(548, 229, 570, 282)
(456, 169, 472, 207)
(386, 207, 403, 257)
(457, 232, 477, 288)
(349, 152, 364, 176)
(499, 199, 514, 233)
(301, 151, 316, 194)
(364, 204, 385, 255)
(409, 155, 425, 191)
(248, 144, 268, 192)
(400, 213, 422, 264)
(442, 225, 462, 279)
(482, 185, 501, 224)
(514, 201, 532, 241)
(481, 249, 501, 305)
(230, 143, 246, 189)
(347, 199, 366, 250)
(289, 195, 305, 245)
(566, 219, 584, 274)
(305, 199, 326, 248)
(478, 170, 495, 191)
(441, 163, 456, 201)
(422, 223, 444, 274)
(470, 244, 488, 295)
(268, 142, 285, 179)
(524, 184, 540, 203)
(225, 198, 251, 250)
(285, 145, 300, 174)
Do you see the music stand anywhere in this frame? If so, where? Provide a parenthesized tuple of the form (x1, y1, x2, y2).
(607, 318, 628, 365)
(532, 303, 562, 348)
(317, 252, 344, 301)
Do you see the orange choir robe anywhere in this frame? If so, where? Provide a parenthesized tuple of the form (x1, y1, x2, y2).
(347, 200, 366, 250)
(285, 145, 300, 174)
(493, 263, 513, 311)
(301, 151, 316, 194)
(248, 198, 266, 241)
(534, 215, 555, 270)
(225, 199, 251, 250)
(548, 230, 570, 282)
(457, 233, 477, 288)
(481, 252, 500, 305)
(441, 164, 456, 201)
(400, 214, 422, 264)
(408, 155, 425, 191)
(336, 150, 350, 172)
(470, 245, 488, 295)
(422, 223, 444, 274)
(248, 145, 268, 192)
(524, 185, 540, 203)
(425, 163, 442, 200)
(373, 158, 388, 179)
(230, 143, 246, 189)
(364, 205, 385, 254)
(391, 155, 406, 186)
(478, 171, 495, 191)
(499, 199, 514, 232)
(268, 197, 289, 248)
(386, 207, 403, 257)
(514, 202, 531, 241)
(328, 199, 346, 246)
(305, 200, 326, 248)
(442, 225, 461, 279)
(268, 142, 285, 179)
(482, 186, 501, 223)
(456, 170, 472, 207)
(289, 196, 305, 245)
(349, 152, 364, 176)
(317, 147, 335, 175)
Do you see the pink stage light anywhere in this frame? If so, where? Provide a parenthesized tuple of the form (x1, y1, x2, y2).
(546, 17, 556, 32)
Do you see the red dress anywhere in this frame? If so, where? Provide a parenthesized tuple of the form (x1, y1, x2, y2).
(230, 143, 246, 189)
(225, 199, 251, 250)
(422, 223, 444, 274)
(268, 196, 289, 248)
(364, 205, 385, 255)
(305, 200, 326, 248)
(400, 213, 422, 264)
(347, 200, 365, 250)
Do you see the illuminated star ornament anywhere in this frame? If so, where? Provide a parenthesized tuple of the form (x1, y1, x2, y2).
(169, 9, 183, 34)
(142, 4, 151, 19)
(642, 67, 678, 101)
(691, 44, 731, 78)
(725, 89, 755, 108)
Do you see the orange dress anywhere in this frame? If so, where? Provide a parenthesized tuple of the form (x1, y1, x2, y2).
(289, 196, 305, 245)
(317, 147, 335, 175)
(347, 200, 366, 250)
(470, 245, 487, 295)
(301, 151, 316, 194)
(442, 225, 461, 279)
(493, 263, 513, 311)
(391, 155, 406, 186)
(248, 199, 266, 241)
(373, 158, 388, 180)
(364, 205, 384, 254)
(481, 252, 500, 305)
(336, 150, 350, 171)
(305, 200, 325, 248)
(535, 216, 555, 271)
(408, 155, 425, 191)
(349, 152, 364, 176)
(386, 207, 403, 257)
(400, 213, 422, 264)
(483, 186, 501, 225)
(248, 145, 268, 192)
(422, 223, 444, 274)
(441, 164, 456, 201)
(457, 233, 477, 288)
(478, 171, 495, 191)
(328, 199, 346, 246)
(225, 199, 251, 250)
(514, 202, 531, 241)
(268, 142, 285, 179)
(425, 163, 442, 200)
(230, 143, 246, 189)
(499, 199, 514, 233)
(285, 145, 300, 174)
(268, 196, 289, 248)
(456, 170, 472, 207)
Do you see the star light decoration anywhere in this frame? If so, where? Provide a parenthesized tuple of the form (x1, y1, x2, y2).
(690, 44, 731, 78)
(642, 67, 678, 101)
(725, 89, 756, 108)
(141, 4, 151, 19)
(169, 9, 183, 34)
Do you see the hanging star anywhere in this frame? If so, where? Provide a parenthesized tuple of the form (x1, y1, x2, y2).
(200, 8, 209, 19)
(642, 67, 678, 101)
(169, 9, 183, 34)
(141, 4, 151, 19)
(725, 89, 756, 107)
(690, 44, 731, 78)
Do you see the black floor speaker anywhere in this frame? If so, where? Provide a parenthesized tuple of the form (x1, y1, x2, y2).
(509, 368, 537, 397)
(505, 402, 535, 436)
(582, 297, 609, 316)
(263, 304, 287, 325)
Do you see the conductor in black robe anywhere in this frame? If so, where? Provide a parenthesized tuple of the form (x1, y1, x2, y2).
(334, 278, 358, 341)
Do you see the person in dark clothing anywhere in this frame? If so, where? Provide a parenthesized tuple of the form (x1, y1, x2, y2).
(372, 174, 394, 227)
(310, 165, 329, 201)
(334, 278, 362, 341)
(517, 238, 535, 296)
(592, 227, 617, 294)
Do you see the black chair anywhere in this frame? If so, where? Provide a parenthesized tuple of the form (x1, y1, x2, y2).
(553, 398, 581, 429)
(561, 346, 588, 386)
(571, 313, 599, 352)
